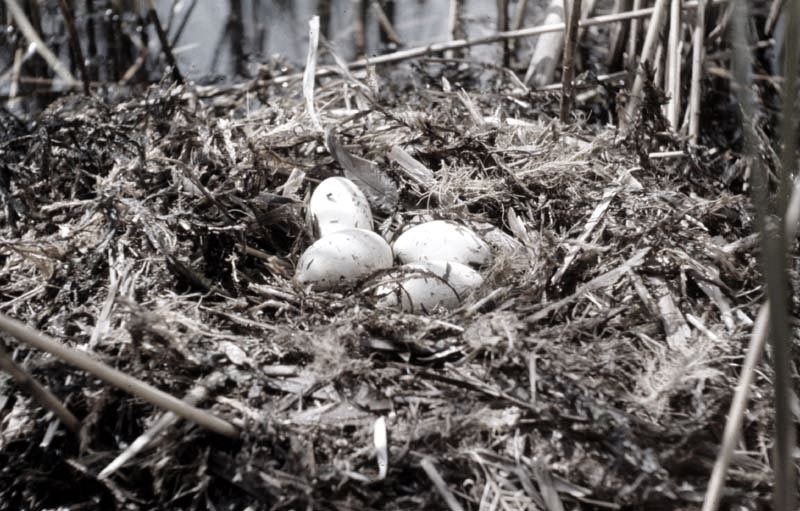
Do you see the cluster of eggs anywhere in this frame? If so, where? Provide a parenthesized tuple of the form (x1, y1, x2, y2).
(294, 177, 492, 312)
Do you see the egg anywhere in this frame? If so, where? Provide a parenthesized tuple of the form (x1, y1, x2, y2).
(308, 177, 373, 238)
(295, 228, 392, 290)
(392, 220, 492, 266)
(372, 260, 484, 312)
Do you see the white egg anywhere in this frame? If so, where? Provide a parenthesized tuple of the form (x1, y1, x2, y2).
(308, 177, 373, 238)
(295, 228, 392, 290)
(392, 220, 492, 266)
(372, 260, 484, 312)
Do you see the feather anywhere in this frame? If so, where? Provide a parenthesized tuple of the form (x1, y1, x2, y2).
(325, 129, 399, 214)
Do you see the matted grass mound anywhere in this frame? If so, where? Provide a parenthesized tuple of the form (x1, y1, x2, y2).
(0, 65, 772, 510)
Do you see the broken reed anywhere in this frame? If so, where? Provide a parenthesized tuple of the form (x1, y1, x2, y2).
(723, 2, 797, 511)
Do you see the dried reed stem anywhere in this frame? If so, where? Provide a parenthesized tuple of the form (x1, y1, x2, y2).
(772, 0, 799, 504)
(420, 458, 465, 511)
(56, 0, 90, 95)
(0, 313, 239, 439)
(0, 342, 82, 435)
(4, 0, 78, 86)
(145, 0, 183, 84)
(626, 0, 642, 75)
(713, 3, 797, 510)
(688, 0, 706, 143)
(560, 0, 583, 122)
(271, 0, 721, 87)
(665, 0, 681, 129)
(702, 172, 800, 511)
(623, 0, 669, 129)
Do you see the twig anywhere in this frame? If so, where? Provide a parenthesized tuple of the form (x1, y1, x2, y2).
(528, 352, 537, 406)
(524, 0, 565, 87)
(420, 457, 465, 511)
(626, 0, 642, 76)
(536, 70, 627, 90)
(511, 0, 530, 32)
(303, 15, 323, 132)
(0, 312, 239, 439)
(605, 0, 629, 68)
(773, 0, 799, 505)
(560, 0, 582, 122)
(56, 0, 90, 95)
(497, 0, 510, 67)
(170, 0, 199, 48)
(98, 373, 223, 479)
(765, 0, 786, 36)
(445, 0, 464, 60)
(374, 416, 388, 480)
(527, 247, 650, 322)
(4, 0, 78, 87)
(145, 0, 183, 84)
(648, 150, 686, 158)
(508, 0, 530, 55)
(702, 307, 768, 511)
(703, 174, 800, 511)
(371, 1, 403, 46)
(665, 0, 681, 129)
(0, 342, 82, 436)
(710, 4, 797, 510)
(270, 0, 722, 87)
(688, 0, 706, 143)
(623, 0, 669, 129)
(9, 46, 23, 100)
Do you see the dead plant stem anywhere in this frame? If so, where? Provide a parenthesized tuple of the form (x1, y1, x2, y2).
(560, 0, 582, 122)
(666, 0, 681, 129)
(4, 0, 78, 86)
(688, 0, 706, 143)
(271, 0, 723, 86)
(56, 0, 90, 95)
(145, 0, 183, 84)
(623, 0, 669, 129)
(716, 3, 796, 510)
(0, 342, 82, 435)
(0, 313, 239, 439)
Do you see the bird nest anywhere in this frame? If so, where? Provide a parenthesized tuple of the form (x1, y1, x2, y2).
(0, 63, 775, 510)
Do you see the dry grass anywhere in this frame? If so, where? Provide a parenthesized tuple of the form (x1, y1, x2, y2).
(0, 61, 775, 510)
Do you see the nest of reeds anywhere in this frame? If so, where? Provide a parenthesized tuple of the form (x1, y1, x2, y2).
(0, 1, 791, 510)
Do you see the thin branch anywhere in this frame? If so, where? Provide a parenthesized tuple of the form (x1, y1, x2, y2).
(626, 0, 642, 78)
(420, 458, 465, 511)
(665, 0, 681, 129)
(56, 0, 90, 95)
(145, 0, 183, 84)
(688, 0, 707, 143)
(4, 0, 78, 87)
(724, 2, 795, 510)
(98, 373, 223, 479)
(0, 342, 82, 436)
(371, 1, 403, 46)
(0, 312, 239, 439)
(560, 0, 582, 122)
(269, 0, 723, 86)
(702, 171, 800, 511)
(765, 0, 786, 36)
(623, 0, 669, 129)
